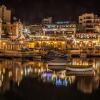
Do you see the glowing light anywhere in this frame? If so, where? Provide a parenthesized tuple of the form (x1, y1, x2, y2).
(3, 68, 5, 73)
(47, 36, 50, 39)
(41, 36, 44, 38)
(20, 41, 24, 44)
(40, 67, 44, 72)
(54, 42, 57, 44)
(34, 68, 38, 73)
(55, 79, 62, 86)
(21, 70, 23, 75)
(3, 42, 6, 45)
(63, 80, 68, 86)
(0, 80, 2, 87)
(9, 71, 12, 77)
(62, 42, 65, 44)
(0, 70, 1, 75)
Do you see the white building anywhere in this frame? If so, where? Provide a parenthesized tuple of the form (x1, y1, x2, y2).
(42, 17, 52, 24)
(27, 24, 43, 35)
(43, 22, 76, 37)
(79, 13, 100, 32)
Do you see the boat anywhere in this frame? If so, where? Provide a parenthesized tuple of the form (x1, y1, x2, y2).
(42, 50, 69, 60)
(66, 65, 95, 76)
(57, 54, 69, 59)
(66, 70, 95, 76)
(66, 65, 94, 72)
(47, 58, 67, 70)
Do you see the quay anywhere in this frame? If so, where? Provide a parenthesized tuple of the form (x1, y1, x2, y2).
(0, 37, 100, 58)
(1, 48, 100, 58)
(0, 50, 44, 58)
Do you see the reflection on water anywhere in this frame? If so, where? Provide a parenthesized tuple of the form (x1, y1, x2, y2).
(0, 59, 47, 92)
(77, 76, 100, 94)
(0, 58, 100, 94)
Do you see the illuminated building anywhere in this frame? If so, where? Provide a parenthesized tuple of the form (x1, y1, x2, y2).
(75, 32, 98, 48)
(79, 13, 100, 32)
(42, 17, 52, 24)
(1, 20, 24, 39)
(0, 5, 11, 23)
(1, 22, 11, 38)
(10, 20, 24, 40)
(43, 22, 76, 37)
(2, 23, 16, 38)
(26, 20, 76, 38)
(95, 24, 100, 33)
(27, 24, 43, 35)
(0, 18, 2, 38)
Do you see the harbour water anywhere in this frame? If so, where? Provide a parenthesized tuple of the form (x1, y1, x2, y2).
(0, 58, 100, 100)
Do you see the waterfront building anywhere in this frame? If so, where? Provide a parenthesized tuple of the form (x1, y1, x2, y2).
(74, 32, 98, 48)
(0, 18, 2, 38)
(42, 17, 52, 24)
(10, 20, 24, 40)
(42, 22, 76, 37)
(0, 5, 11, 23)
(95, 24, 100, 33)
(79, 13, 100, 33)
(27, 24, 43, 35)
(1, 22, 16, 38)
(0, 39, 26, 51)
(1, 20, 24, 39)
(1, 22, 11, 38)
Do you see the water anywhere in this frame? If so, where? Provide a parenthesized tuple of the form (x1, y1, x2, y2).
(0, 58, 100, 100)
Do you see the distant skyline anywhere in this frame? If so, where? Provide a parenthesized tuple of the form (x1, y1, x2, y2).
(0, 0, 100, 24)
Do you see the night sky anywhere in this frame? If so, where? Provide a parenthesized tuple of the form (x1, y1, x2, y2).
(0, 0, 100, 24)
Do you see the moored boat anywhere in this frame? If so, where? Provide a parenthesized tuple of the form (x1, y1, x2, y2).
(66, 65, 94, 72)
(47, 58, 67, 70)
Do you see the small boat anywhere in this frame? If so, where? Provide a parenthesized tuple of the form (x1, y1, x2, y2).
(48, 58, 67, 70)
(43, 50, 69, 60)
(58, 54, 69, 59)
(48, 58, 67, 66)
(66, 65, 94, 72)
(66, 70, 95, 76)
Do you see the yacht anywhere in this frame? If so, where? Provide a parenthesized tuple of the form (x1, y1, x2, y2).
(66, 65, 94, 72)
(47, 58, 67, 70)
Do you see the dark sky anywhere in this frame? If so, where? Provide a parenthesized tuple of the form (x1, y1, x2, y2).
(0, 0, 100, 24)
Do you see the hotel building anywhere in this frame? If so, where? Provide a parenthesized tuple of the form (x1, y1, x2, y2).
(79, 13, 100, 33)
(42, 17, 52, 24)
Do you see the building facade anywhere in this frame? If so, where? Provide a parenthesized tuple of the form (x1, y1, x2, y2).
(27, 24, 43, 35)
(0, 5, 11, 23)
(1, 21, 24, 39)
(10, 21, 24, 40)
(79, 13, 100, 33)
(42, 22, 76, 37)
(42, 17, 52, 24)
(75, 32, 98, 47)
